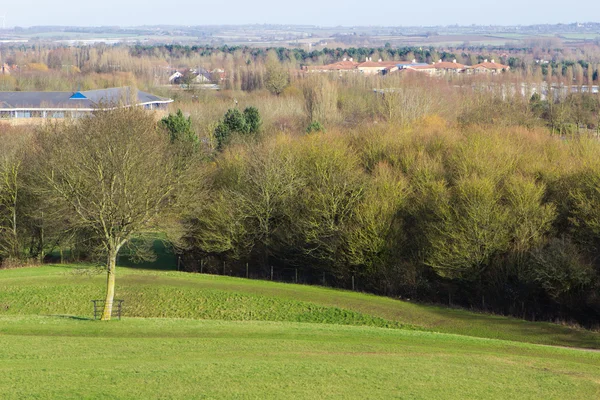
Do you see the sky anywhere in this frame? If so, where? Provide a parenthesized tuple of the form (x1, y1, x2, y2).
(2, 1, 600, 28)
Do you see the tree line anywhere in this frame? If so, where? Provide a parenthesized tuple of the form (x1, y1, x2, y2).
(2, 101, 599, 326)
(182, 117, 600, 327)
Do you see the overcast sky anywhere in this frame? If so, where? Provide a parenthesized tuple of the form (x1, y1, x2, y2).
(2, 1, 600, 27)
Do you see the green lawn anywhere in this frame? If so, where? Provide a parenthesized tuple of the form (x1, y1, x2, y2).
(0, 265, 598, 349)
(1, 265, 599, 399)
(0, 316, 598, 400)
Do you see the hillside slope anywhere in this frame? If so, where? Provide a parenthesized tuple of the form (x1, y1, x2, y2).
(0, 265, 598, 348)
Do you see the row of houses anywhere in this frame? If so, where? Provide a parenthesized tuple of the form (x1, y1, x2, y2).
(303, 58, 510, 76)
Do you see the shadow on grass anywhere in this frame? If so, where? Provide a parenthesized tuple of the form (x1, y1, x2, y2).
(426, 306, 600, 349)
(46, 314, 95, 321)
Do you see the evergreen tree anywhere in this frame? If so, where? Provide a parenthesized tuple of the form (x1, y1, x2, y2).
(214, 107, 262, 149)
(160, 109, 198, 146)
(243, 106, 262, 134)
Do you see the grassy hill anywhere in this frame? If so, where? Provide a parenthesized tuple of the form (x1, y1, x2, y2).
(0, 265, 599, 399)
(1, 265, 598, 348)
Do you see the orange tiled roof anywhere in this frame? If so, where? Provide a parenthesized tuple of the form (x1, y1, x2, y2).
(471, 62, 509, 70)
(306, 60, 359, 71)
(358, 61, 404, 68)
(432, 61, 466, 69)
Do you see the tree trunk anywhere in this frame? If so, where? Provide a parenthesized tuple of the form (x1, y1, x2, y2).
(101, 246, 118, 321)
(38, 212, 44, 263)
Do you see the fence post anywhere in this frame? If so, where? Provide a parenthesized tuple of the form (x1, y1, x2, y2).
(352, 275, 355, 291)
(246, 263, 249, 278)
(270, 266, 273, 281)
(322, 272, 325, 287)
(177, 256, 181, 271)
(200, 259, 203, 274)
(295, 268, 298, 284)
(223, 261, 226, 276)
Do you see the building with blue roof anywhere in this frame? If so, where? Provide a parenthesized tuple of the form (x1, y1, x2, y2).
(0, 87, 173, 121)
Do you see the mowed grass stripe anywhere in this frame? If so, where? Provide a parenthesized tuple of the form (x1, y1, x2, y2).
(1, 265, 599, 348)
(0, 317, 598, 400)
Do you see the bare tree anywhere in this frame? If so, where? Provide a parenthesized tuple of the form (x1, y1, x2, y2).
(0, 129, 29, 260)
(377, 86, 434, 126)
(35, 107, 183, 320)
(264, 54, 289, 96)
(301, 75, 339, 125)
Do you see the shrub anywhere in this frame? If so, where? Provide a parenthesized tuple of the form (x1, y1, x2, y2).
(243, 107, 262, 134)
(306, 121, 325, 134)
(160, 109, 198, 146)
(214, 107, 262, 149)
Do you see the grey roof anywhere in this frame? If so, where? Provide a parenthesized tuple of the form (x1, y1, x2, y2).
(0, 87, 172, 109)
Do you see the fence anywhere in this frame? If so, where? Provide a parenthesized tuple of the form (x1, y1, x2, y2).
(177, 257, 361, 292)
(92, 299, 124, 320)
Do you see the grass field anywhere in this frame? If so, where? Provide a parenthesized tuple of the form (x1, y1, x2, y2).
(1, 265, 598, 348)
(1, 316, 599, 399)
(1, 264, 599, 399)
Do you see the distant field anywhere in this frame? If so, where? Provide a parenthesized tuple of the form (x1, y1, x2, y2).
(20, 32, 136, 39)
(486, 33, 531, 39)
(6, 30, 595, 47)
(558, 33, 600, 40)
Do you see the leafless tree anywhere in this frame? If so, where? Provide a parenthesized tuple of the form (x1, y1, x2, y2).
(35, 107, 184, 320)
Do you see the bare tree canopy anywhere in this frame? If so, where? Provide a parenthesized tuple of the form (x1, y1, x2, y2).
(34, 107, 182, 320)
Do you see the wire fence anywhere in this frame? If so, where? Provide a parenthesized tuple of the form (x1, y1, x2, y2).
(177, 257, 361, 292)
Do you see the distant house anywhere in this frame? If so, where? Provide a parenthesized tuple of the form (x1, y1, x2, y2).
(403, 64, 437, 76)
(398, 60, 466, 76)
(170, 67, 218, 85)
(358, 59, 410, 75)
(193, 74, 211, 83)
(304, 58, 416, 75)
(0, 87, 172, 122)
(397, 61, 431, 70)
(469, 59, 510, 74)
(303, 58, 475, 77)
(168, 71, 184, 83)
(431, 60, 466, 75)
(210, 68, 227, 81)
(193, 68, 213, 83)
(304, 59, 359, 73)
